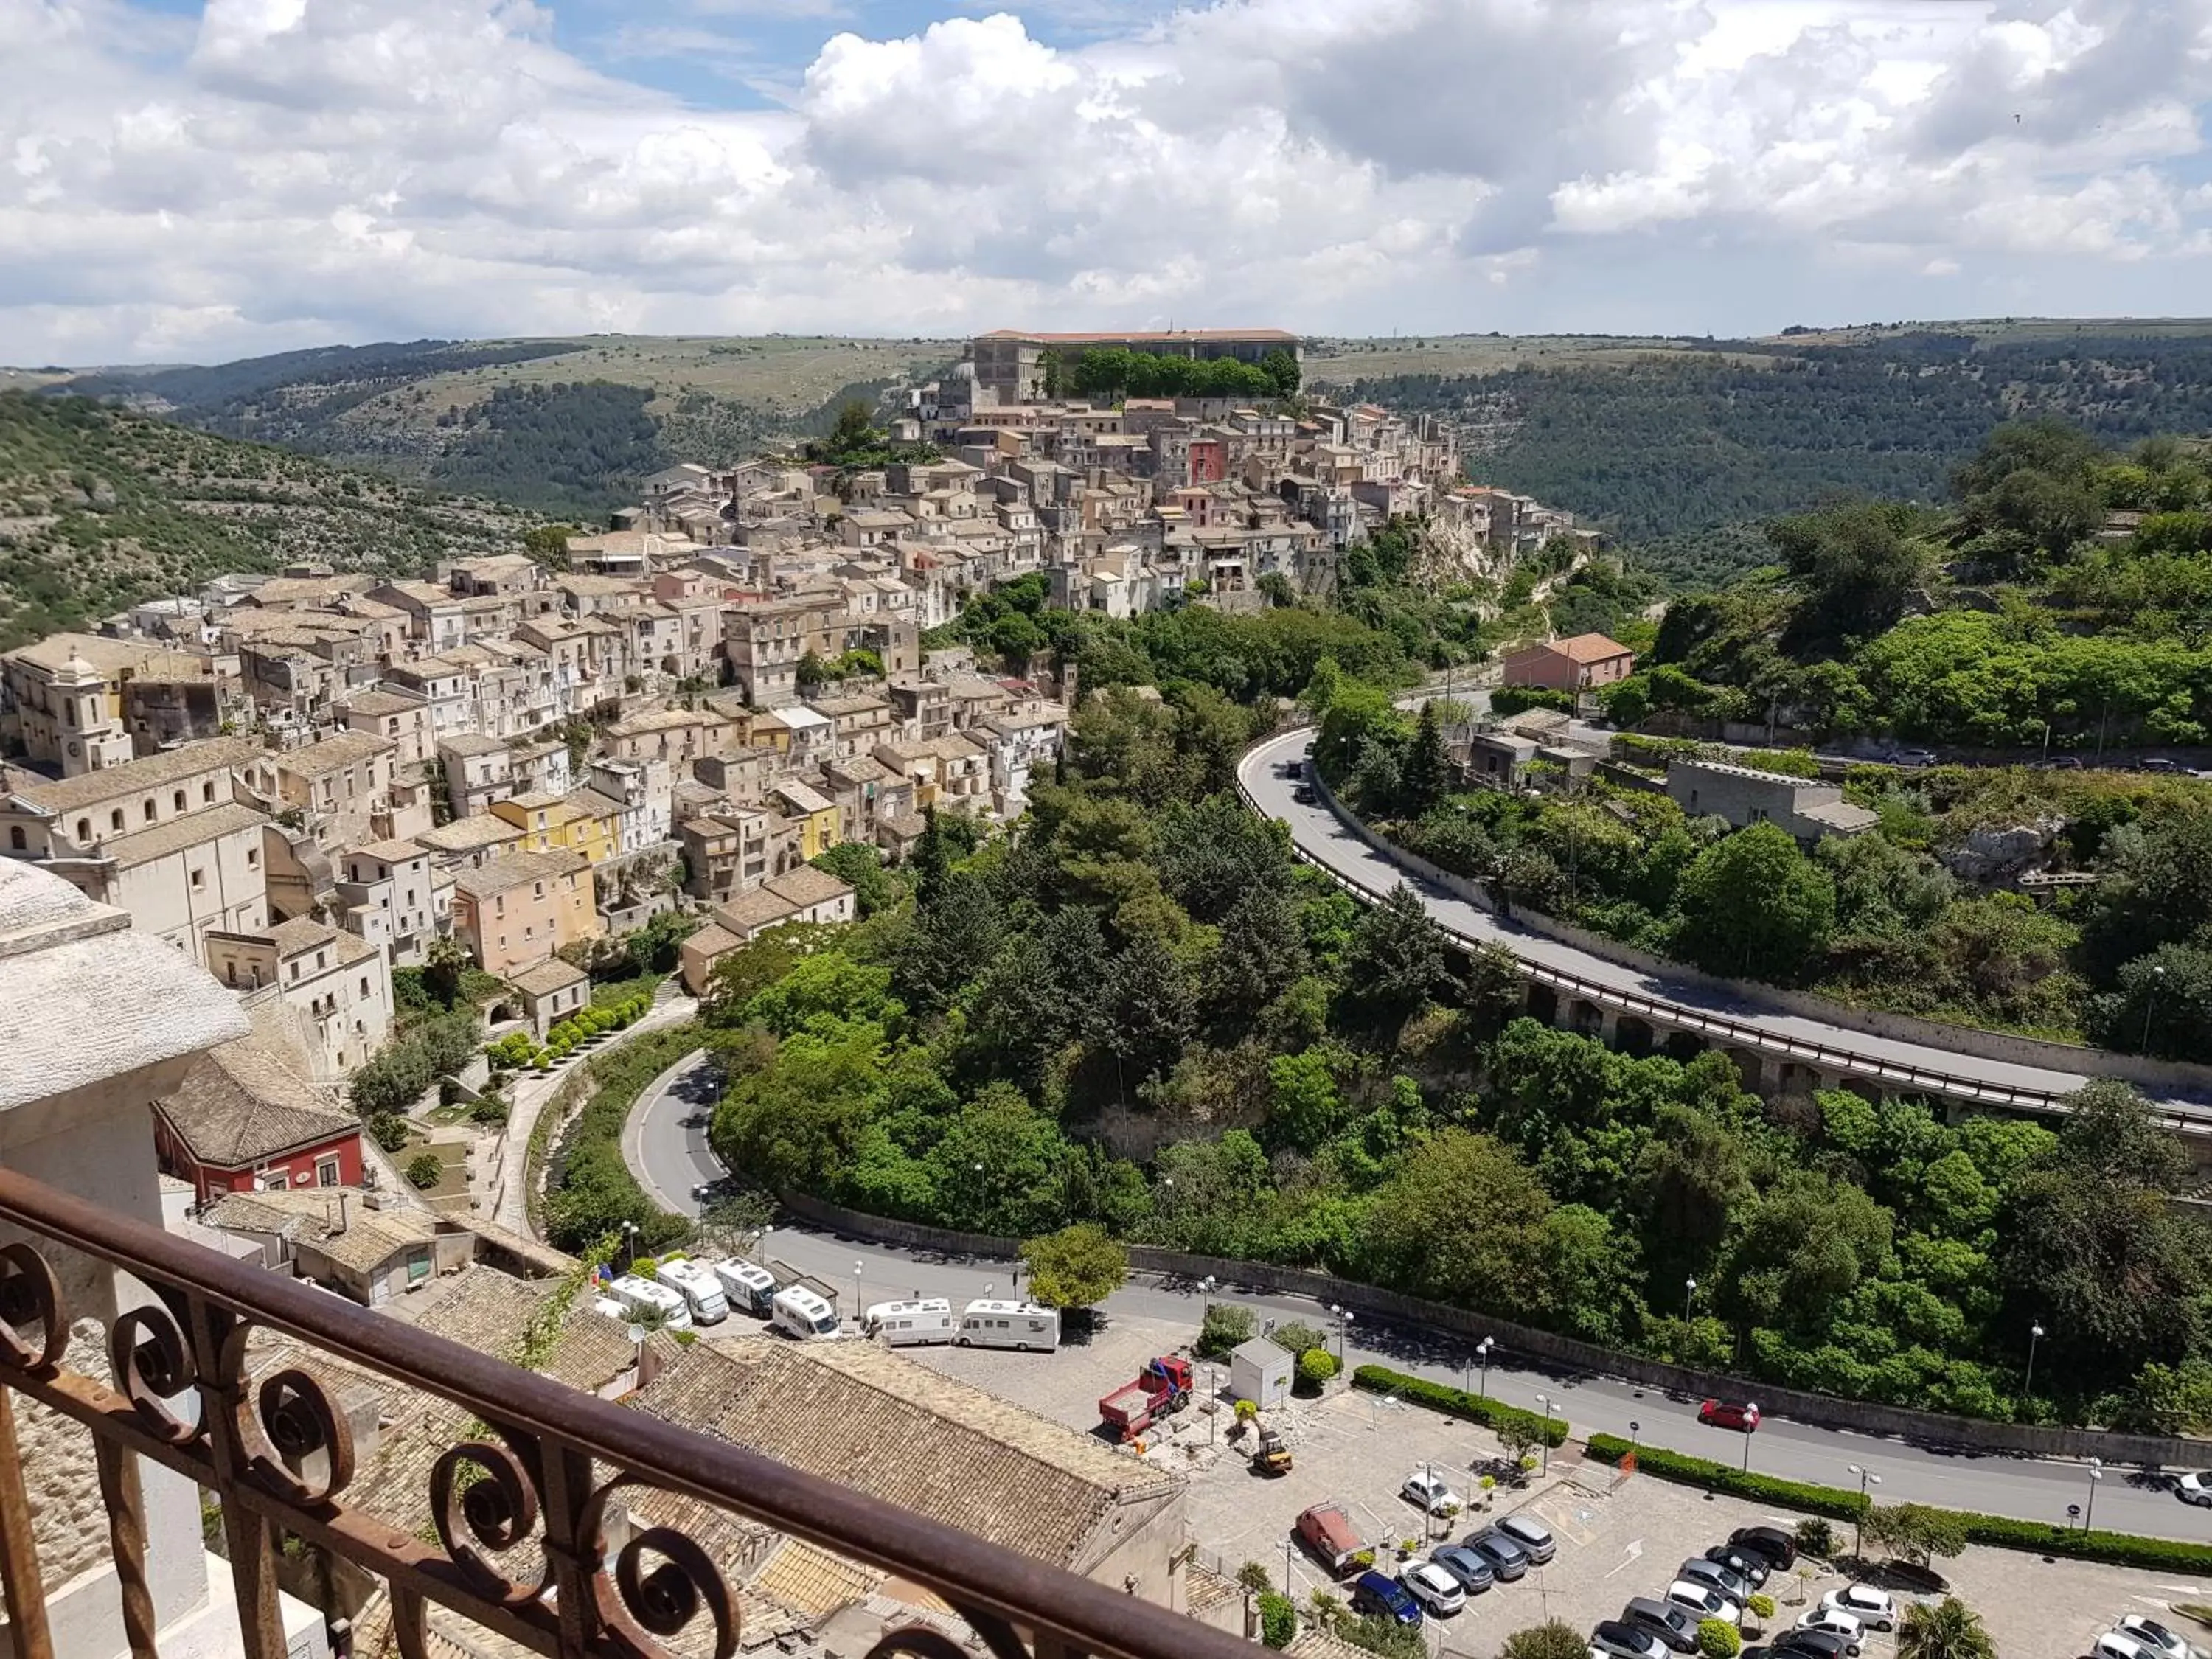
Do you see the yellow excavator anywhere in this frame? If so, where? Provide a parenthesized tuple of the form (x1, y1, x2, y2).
(1251, 1422, 1292, 1476)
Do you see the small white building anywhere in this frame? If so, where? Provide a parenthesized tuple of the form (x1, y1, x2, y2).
(1229, 1337, 1292, 1410)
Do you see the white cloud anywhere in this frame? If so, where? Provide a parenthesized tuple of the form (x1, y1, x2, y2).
(0, 0, 2208, 363)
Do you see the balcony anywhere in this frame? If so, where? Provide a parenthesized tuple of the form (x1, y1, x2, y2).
(0, 1165, 1251, 1659)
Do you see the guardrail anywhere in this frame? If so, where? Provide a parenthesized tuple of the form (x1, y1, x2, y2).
(1238, 731, 2211, 1131)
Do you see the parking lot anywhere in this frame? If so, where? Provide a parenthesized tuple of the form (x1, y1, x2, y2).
(909, 1318, 2212, 1659)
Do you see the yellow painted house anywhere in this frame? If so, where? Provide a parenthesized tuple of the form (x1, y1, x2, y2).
(771, 779, 841, 862)
(490, 790, 619, 865)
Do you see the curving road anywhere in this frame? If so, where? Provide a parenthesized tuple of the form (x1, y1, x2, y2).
(1239, 728, 2211, 1123)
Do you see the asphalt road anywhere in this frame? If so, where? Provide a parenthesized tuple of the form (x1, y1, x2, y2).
(624, 1032, 2212, 1546)
(1238, 727, 2212, 1121)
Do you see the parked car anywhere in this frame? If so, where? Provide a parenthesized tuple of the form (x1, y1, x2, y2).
(1728, 1526, 1798, 1570)
(1698, 1399, 1761, 1432)
(1590, 1621, 1670, 1659)
(1427, 1545, 1495, 1596)
(1704, 1545, 1768, 1587)
(2097, 1635, 2163, 1659)
(1495, 1513, 1557, 1562)
(1399, 1562, 1466, 1617)
(1775, 1632, 1853, 1659)
(1666, 1580, 1741, 1626)
(2117, 1617, 2196, 1659)
(1679, 1558, 1750, 1602)
(1792, 1610, 1863, 1655)
(1819, 1587, 1896, 1632)
(1621, 1599, 1702, 1655)
(1351, 1571, 1423, 1628)
(1459, 1529, 1531, 1582)
(2143, 757, 2185, 773)
(1893, 748, 1940, 768)
(1402, 1470, 1465, 1516)
(2175, 1470, 2212, 1507)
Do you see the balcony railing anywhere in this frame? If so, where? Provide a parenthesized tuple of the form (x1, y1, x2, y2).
(0, 1168, 1253, 1659)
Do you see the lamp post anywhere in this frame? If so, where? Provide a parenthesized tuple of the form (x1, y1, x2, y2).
(853, 1259, 864, 1318)
(1200, 1274, 1217, 1317)
(2143, 964, 2168, 1054)
(2086, 1458, 2104, 1531)
(1477, 1336, 1494, 1398)
(2025, 1321, 2045, 1402)
(1846, 1465, 1881, 1562)
(1629, 1420, 1641, 1456)
(1683, 1277, 1698, 1324)
(1535, 1393, 1553, 1475)
(1742, 1405, 1758, 1473)
(620, 1220, 640, 1269)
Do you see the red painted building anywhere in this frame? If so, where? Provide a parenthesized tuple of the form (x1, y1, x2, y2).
(153, 1037, 365, 1204)
(1188, 437, 1227, 485)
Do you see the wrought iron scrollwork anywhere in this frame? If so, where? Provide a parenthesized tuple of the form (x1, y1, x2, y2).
(242, 1363, 356, 1504)
(109, 1301, 200, 1444)
(0, 1242, 66, 1372)
(580, 1476, 737, 1659)
(430, 1436, 550, 1604)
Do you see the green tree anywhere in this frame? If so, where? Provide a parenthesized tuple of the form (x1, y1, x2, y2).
(1339, 883, 1450, 1038)
(1265, 1048, 1349, 1155)
(1672, 822, 1836, 981)
(1210, 884, 1312, 1023)
(1862, 1504, 1968, 1573)
(812, 841, 900, 917)
(1501, 1623, 1591, 1659)
(1360, 1130, 1552, 1311)
(423, 934, 470, 1008)
(1399, 700, 1449, 815)
(1258, 1591, 1297, 1649)
(1767, 501, 1924, 642)
(1102, 931, 1194, 1084)
(1896, 1598, 1997, 1659)
(1196, 1301, 1256, 1359)
(405, 1152, 443, 1189)
(710, 1018, 888, 1190)
(1696, 1618, 1742, 1659)
(1021, 1223, 1127, 1309)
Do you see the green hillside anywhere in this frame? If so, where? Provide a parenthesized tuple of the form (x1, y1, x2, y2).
(0, 392, 540, 650)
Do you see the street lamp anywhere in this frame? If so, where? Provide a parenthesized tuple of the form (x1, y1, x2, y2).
(1742, 1405, 1758, 1473)
(2086, 1458, 2104, 1531)
(2025, 1321, 2046, 1402)
(1629, 1420, 1641, 1455)
(1477, 1336, 1494, 1399)
(1684, 1277, 1698, 1324)
(1534, 1393, 1553, 1475)
(1846, 1465, 1881, 1562)
(853, 1259, 864, 1318)
(2143, 965, 2168, 1054)
(1200, 1274, 1217, 1316)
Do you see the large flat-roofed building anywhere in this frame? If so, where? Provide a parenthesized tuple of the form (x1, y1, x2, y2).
(968, 329, 1301, 405)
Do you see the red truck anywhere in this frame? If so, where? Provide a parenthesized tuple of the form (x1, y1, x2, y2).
(1099, 1356, 1194, 1441)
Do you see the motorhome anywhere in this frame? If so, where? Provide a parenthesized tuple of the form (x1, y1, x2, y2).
(861, 1298, 953, 1346)
(955, 1299, 1060, 1352)
(606, 1275, 693, 1332)
(770, 1285, 841, 1341)
(712, 1258, 778, 1316)
(655, 1258, 729, 1324)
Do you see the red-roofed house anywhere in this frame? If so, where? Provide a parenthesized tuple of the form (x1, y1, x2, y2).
(1501, 633, 1636, 694)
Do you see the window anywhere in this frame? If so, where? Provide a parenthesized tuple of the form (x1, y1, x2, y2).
(359, 977, 369, 997)
(288, 962, 299, 981)
(316, 1157, 341, 1187)
(77, 818, 90, 841)
(111, 809, 125, 832)
(223, 961, 236, 986)
(173, 790, 186, 812)
(189, 868, 205, 890)
(202, 781, 215, 803)
(142, 799, 156, 823)
(246, 848, 260, 869)
(7, 827, 21, 851)
(258, 1169, 289, 1192)
(316, 950, 327, 970)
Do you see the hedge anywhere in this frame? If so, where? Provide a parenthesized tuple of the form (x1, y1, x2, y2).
(1584, 1435, 2212, 1573)
(1352, 1365, 1569, 1449)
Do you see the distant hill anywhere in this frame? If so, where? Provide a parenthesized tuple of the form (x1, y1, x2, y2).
(40, 335, 961, 515)
(0, 392, 540, 650)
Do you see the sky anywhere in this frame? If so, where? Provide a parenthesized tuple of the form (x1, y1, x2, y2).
(1, 0, 2210, 365)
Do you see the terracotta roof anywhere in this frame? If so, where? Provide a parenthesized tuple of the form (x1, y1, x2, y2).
(351, 838, 426, 863)
(631, 1338, 1180, 1571)
(765, 864, 851, 911)
(341, 689, 425, 717)
(274, 730, 396, 776)
(418, 815, 525, 852)
(101, 800, 268, 869)
(1545, 631, 1633, 664)
(453, 848, 588, 900)
(159, 1037, 355, 1169)
(508, 958, 588, 998)
(9, 737, 262, 813)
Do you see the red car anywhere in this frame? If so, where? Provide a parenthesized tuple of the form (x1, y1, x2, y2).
(1699, 1399, 1761, 1432)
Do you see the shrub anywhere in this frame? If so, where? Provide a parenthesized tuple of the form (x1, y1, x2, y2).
(470, 1096, 509, 1125)
(1793, 1518, 1834, 1559)
(1197, 1302, 1256, 1360)
(1259, 1590, 1297, 1649)
(1270, 1321, 1327, 1357)
(368, 1113, 410, 1152)
(404, 1153, 443, 1189)
(1746, 1594, 1775, 1622)
(1697, 1618, 1740, 1659)
(1296, 1349, 1340, 1392)
(1500, 1622, 1590, 1659)
(1583, 1436, 1867, 1520)
(1236, 1562, 1273, 1594)
(629, 1256, 658, 1277)
(1353, 1365, 1568, 1447)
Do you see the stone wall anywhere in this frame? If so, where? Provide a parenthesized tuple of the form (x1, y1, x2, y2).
(776, 1190, 2202, 1469)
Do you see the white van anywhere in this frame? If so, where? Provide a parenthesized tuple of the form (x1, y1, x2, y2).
(607, 1275, 693, 1332)
(861, 1298, 953, 1346)
(956, 1299, 1060, 1352)
(713, 1259, 778, 1317)
(770, 1285, 841, 1341)
(654, 1259, 728, 1324)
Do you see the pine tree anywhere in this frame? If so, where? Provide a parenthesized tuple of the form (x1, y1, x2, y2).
(1400, 699, 1449, 815)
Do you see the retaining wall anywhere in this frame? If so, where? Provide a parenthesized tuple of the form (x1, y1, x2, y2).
(1302, 747, 2212, 1102)
(776, 1189, 2200, 1467)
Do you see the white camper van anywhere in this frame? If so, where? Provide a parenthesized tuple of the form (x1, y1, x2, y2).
(713, 1259, 778, 1317)
(770, 1285, 841, 1340)
(606, 1275, 693, 1332)
(655, 1258, 728, 1324)
(956, 1299, 1060, 1352)
(861, 1298, 953, 1346)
